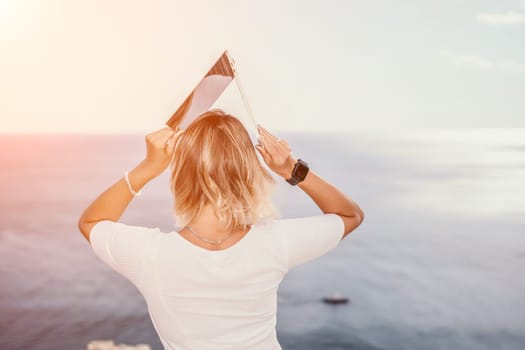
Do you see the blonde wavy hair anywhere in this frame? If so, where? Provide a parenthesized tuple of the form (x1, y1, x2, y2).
(169, 109, 279, 233)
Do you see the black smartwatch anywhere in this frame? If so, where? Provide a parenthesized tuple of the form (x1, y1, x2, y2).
(286, 159, 309, 186)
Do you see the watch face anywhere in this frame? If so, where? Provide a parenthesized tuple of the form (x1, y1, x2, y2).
(294, 161, 309, 181)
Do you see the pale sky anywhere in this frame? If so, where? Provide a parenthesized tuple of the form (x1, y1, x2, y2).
(1, 0, 524, 133)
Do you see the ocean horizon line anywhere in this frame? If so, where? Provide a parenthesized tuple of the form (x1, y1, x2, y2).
(1, 126, 524, 136)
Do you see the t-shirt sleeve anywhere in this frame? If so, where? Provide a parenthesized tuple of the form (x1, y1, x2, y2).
(89, 220, 161, 285)
(279, 213, 345, 270)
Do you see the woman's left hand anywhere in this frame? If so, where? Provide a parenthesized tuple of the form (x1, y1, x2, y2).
(142, 127, 184, 178)
(78, 126, 183, 241)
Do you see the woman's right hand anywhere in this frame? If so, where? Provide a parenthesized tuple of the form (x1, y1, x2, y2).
(256, 126, 365, 239)
(255, 124, 297, 179)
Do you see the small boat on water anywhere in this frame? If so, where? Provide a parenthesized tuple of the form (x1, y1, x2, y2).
(322, 292, 349, 304)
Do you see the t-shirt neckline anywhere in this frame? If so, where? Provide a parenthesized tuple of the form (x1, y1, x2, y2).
(173, 225, 256, 254)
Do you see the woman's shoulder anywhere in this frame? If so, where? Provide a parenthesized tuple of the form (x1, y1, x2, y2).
(255, 213, 341, 227)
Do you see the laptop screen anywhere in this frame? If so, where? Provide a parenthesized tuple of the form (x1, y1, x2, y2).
(166, 51, 235, 130)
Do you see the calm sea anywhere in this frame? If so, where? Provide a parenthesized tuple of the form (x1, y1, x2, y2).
(0, 129, 524, 350)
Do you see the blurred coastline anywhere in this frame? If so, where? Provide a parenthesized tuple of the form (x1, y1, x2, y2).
(0, 128, 524, 350)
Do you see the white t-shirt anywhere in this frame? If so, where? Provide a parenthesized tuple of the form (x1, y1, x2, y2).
(90, 213, 345, 350)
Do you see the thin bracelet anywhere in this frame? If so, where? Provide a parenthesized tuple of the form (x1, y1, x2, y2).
(124, 171, 142, 197)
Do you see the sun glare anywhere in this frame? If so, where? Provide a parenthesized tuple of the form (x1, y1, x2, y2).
(0, 0, 34, 34)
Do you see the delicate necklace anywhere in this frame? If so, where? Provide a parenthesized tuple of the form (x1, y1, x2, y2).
(186, 225, 236, 245)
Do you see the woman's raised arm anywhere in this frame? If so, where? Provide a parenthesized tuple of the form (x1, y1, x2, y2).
(255, 125, 364, 239)
(77, 127, 183, 242)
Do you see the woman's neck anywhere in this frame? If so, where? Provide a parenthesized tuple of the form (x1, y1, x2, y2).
(188, 205, 248, 236)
